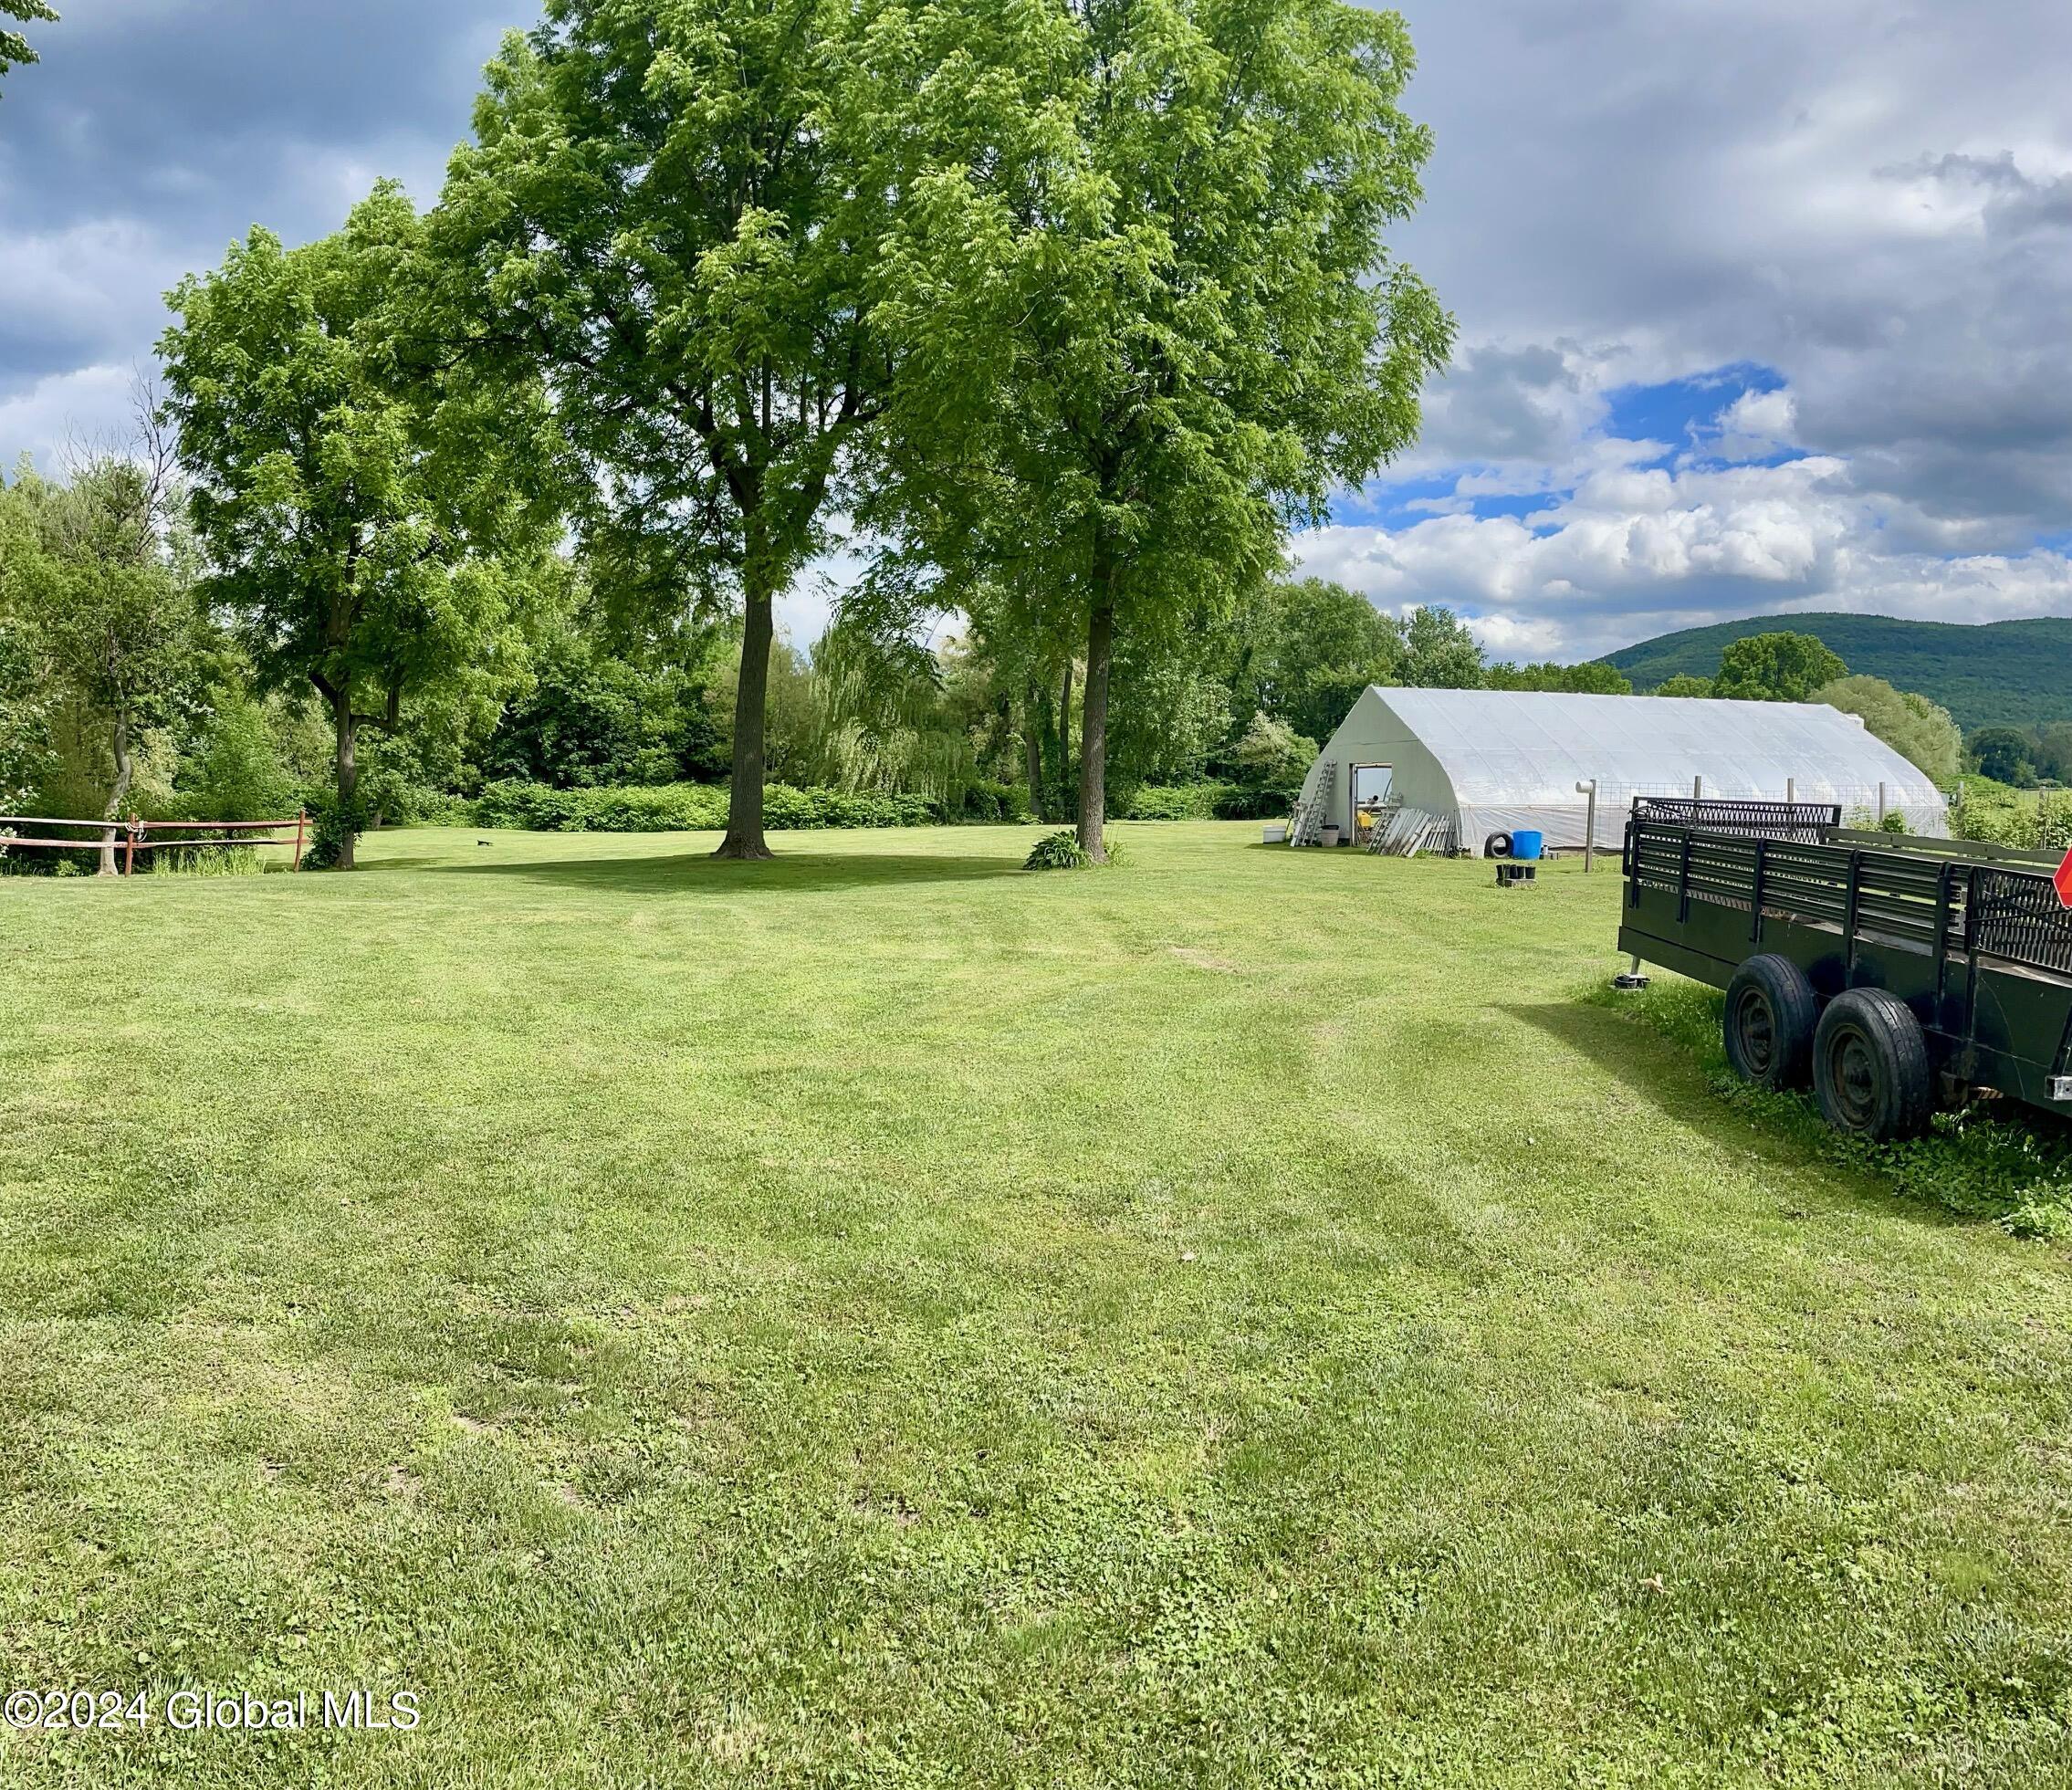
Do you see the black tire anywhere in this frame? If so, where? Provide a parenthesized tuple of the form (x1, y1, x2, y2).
(1485, 831, 1513, 860)
(1813, 989, 1935, 1141)
(1723, 954, 1817, 1090)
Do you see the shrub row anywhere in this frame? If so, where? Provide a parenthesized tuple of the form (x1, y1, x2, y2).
(473, 780, 950, 832)
(1123, 782, 1296, 822)
(1950, 778, 2072, 853)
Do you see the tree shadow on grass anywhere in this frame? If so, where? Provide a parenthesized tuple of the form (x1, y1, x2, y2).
(1501, 996, 1975, 1232)
(414, 848, 1033, 895)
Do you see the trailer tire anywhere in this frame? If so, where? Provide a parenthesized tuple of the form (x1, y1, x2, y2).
(1813, 989, 1934, 1142)
(1723, 954, 1817, 1090)
(1485, 832, 1513, 860)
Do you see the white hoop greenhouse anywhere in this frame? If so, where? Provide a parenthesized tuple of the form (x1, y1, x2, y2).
(1293, 687, 1949, 855)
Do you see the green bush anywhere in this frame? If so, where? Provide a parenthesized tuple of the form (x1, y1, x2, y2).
(473, 780, 947, 833)
(1125, 783, 1231, 821)
(1022, 829, 1127, 870)
(1120, 781, 1298, 821)
(177, 698, 300, 822)
(1024, 829, 1091, 869)
(1213, 784, 1299, 821)
(961, 779, 1033, 823)
(1950, 777, 2072, 852)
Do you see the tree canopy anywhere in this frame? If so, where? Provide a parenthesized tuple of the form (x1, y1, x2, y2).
(1813, 674, 1961, 787)
(12, 451, 205, 869)
(161, 183, 555, 867)
(869, 0, 1451, 859)
(1651, 674, 1716, 698)
(0, 0, 56, 96)
(432, 0, 900, 859)
(1712, 631, 1847, 703)
(1484, 659, 1631, 695)
(1968, 726, 2039, 788)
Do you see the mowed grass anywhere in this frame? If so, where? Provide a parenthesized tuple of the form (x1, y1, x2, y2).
(3, 822, 2070, 1787)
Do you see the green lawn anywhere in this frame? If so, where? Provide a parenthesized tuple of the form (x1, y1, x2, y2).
(4, 823, 2070, 1787)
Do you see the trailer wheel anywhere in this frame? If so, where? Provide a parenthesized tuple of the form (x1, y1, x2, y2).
(1813, 989, 1934, 1141)
(1723, 954, 1817, 1090)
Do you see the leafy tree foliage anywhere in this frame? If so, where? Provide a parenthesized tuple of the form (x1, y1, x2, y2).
(2034, 723, 2072, 785)
(1711, 631, 1847, 703)
(1812, 675, 1961, 786)
(161, 184, 554, 867)
(0, 466, 57, 812)
(1484, 659, 1631, 695)
(484, 627, 727, 790)
(1968, 726, 2039, 788)
(1397, 605, 1485, 688)
(1651, 674, 1717, 698)
(1243, 579, 1403, 746)
(1230, 712, 1316, 790)
(434, 0, 899, 860)
(0, 0, 55, 95)
(9, 452, 205, 871)
(873, 0, 1450, 860)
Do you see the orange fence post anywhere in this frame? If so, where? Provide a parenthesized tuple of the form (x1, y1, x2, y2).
(123, 822, 137, 877)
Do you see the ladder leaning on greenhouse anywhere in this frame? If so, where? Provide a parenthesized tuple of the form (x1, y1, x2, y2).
(1289, 761, 1336, 847)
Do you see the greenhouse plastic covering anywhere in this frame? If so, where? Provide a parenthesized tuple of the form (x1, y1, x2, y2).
(1303, 688, 1950, 853)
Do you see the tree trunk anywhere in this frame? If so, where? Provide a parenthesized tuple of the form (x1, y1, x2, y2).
(1023, 683, 1044, 818)
(332, 690, 360, 872)
(99, 710, 134, 876)
(1077, 602, 1115, 864)
(717, 563, 777, 862)
(1058, 660, 1075, 821)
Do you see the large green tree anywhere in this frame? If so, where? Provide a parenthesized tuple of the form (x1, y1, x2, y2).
(19, 452, 205, 872)
(1247, 578, 1403, 746)
(0, 466, 58, 815)
(434, 0, 899, 860)
(161, 184, 553, 868)
(1967, 726, 2038, 788)
(1812, 674, 1961, 787)
(1713, 630, 1846, 703)
(0, 0, 56, 97)
(872, 0, 1450, 861)
(1397, 603, 1484, 688)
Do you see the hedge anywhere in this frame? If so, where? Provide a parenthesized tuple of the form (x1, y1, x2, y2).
(1123, 783, 1297, 822)
(474, 781, 945, 833)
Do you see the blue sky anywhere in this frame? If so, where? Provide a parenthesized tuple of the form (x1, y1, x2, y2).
(2, 0, 2069, 660)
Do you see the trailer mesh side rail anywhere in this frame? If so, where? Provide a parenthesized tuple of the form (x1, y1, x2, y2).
(1630, 797, 1840, 843)
(1625, 817, 2072, 977)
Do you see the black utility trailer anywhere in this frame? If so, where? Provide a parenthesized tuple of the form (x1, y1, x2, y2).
(1617, 797, 2072, 1141)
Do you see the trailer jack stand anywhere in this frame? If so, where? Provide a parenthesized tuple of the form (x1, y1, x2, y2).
(1613, 955, 1651, 991)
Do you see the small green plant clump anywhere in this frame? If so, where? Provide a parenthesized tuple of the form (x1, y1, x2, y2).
(1023, 829, 1127, 871)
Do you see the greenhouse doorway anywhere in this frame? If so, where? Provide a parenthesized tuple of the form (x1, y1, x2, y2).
(1352, 764, 1394, 844)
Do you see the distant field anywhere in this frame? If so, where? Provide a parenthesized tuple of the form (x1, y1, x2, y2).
(1601, 612, 2072, 729)
(3, 824, 2070, 1787)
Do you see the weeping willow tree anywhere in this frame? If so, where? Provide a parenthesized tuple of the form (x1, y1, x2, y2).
(766, 621, 977, 811)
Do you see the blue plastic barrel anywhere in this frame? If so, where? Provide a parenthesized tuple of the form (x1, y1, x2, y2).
(1511, 829, 1544, 862)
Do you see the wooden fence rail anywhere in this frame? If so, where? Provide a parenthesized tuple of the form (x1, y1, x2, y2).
(0, 812, 307, 874)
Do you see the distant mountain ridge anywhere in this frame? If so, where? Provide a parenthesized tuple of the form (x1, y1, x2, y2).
(1599, 612, 2072, 731)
